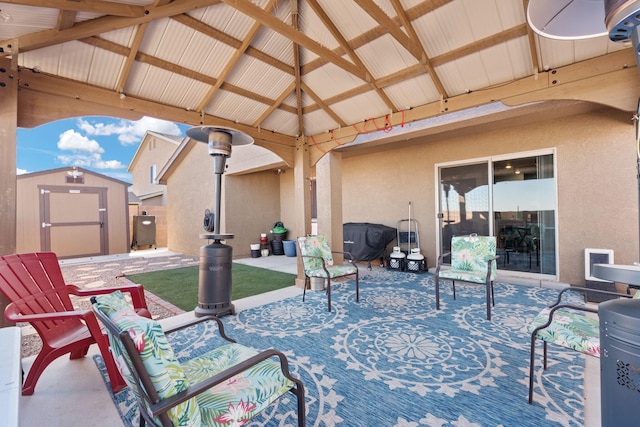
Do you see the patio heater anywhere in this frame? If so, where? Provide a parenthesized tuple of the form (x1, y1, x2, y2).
(186, 125, 254, 317)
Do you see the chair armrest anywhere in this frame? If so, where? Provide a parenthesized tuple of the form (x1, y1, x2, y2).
(435, 252, 451, 274)
(550, 286, 632, 308)
(331, 250, 356, 263)
(531, 303, 599, 336)
(163, 315, 236, 344)
(148, 349, 302, 419)
(68, 283, 149, 311)
(4, 302, 94, 324)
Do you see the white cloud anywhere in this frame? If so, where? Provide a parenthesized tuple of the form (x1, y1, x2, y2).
(57, 129, 104, 154)
(16, 168, 28, 175)
(77, 116, 181, 145)
(57, 153, 126, 169)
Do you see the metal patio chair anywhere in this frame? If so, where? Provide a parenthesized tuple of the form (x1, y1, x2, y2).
(0, 251, 150, 395)
(435, 234, 498, 320)
(528, 286, 638, 404)
(92, 291, 306, 427)
(297, 235, 359, 312)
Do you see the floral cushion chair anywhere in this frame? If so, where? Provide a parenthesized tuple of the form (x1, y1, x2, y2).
(92, 291, 306, 427)
(435, 234, 498, 320)
(527, 286, 640, 404)
(297, 235, 359, 312)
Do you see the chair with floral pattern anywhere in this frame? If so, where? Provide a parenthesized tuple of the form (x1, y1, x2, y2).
(297, 235, 359, 312)
(92, 291, 306, 427)
(527, 286, 639, 404)
(435, 234, 498, 320)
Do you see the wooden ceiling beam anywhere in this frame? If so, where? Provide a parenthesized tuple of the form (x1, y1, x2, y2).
(116, 23, 147, 94)
(306, 0, 396, 112)
(430, 24, 529, 67)
(14, 68, 297, 146)
(307, 50, 638, 159)
(253, 82, 296, 128)
(301, 82, 347, 128)
(5, 0, 145, 17)
(56, 10, 76, 30)
(219, 0, 369, 82)
(1, 0, 224, 52)
(353, 0, 424, 61)
(196, 0, 279, 113)
(171, 13, 293, 75)
(302, 0, 452, 75)
(80, 36, 297, 115)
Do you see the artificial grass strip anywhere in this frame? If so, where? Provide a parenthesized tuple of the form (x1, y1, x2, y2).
(126, 263, 296, 311)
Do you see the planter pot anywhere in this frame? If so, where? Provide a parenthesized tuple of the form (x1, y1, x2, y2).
(283, 240, 297, 257)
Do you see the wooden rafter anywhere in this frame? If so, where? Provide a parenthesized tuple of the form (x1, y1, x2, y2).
(389, 0, 448, 99)
(353, 0, 423, 61)
(116, 23, 148, 94)
(306, 0, 396, 112)
(522, 0, 541, 73)
(302, 0, 452, 75)
(301, 82, 347, 128)
(5, 0, 145, 17)
(1, 0, 224, 52)
(171, 13, 293, 75)
(291, 0, 304, 136)
(219, 0, 369, 82)
(195, 0, 280, 113)
(253, 82, 296, 128)
(80, 36, 298, 115)
(56, 10, 76, 30)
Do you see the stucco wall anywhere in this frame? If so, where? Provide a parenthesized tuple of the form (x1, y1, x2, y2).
(165, 107, 637, 284)
(130, 134, 176, 203)
(166, 142, 281, 258)
(339, 108, 637, 284)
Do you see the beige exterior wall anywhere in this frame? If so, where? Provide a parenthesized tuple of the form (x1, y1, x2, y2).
(165, 107, 638, 284)
(129, 133, 178, 205)
(16, 169, 129, 256)
(166, 141, 282, 258)
(339, 108, 637, 284)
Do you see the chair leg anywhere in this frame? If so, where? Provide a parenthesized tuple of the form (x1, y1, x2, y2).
(355, 271, 359, 303)
(326, 279, 332, 312)
(485, 280, 491, 321)
(528, 334, 537, 404)
(302, 277, 308, 302)
(491, 281, 495, 306)
(452, 280, 456, 300)
(293, 384, 306, 427)
(435, 276, 441, 310)
(543, 341, 548, 370)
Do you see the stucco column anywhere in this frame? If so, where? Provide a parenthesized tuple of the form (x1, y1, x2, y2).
(0, 59, 18, 327)
(294, 136, 311, 288)
(316, 151, 343, 262)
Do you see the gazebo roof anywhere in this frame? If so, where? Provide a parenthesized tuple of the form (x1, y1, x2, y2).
(1, 0, 638, 159)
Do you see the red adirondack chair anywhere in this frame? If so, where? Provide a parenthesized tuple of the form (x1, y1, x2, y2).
(0, 252, 151, 395)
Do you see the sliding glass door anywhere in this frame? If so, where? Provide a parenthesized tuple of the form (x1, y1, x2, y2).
(439, 163, 490, 263)
(438, 152, 557, 276)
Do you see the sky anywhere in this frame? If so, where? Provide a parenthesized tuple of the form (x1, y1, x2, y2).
(16, 116, 191, 183)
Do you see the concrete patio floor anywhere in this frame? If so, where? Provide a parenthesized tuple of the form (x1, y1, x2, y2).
(14, 249, 601, 427)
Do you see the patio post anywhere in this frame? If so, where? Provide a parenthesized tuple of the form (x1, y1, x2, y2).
(0, 58, 18, 327)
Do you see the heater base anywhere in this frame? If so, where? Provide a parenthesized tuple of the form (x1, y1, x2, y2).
(194, 303, 234, 317)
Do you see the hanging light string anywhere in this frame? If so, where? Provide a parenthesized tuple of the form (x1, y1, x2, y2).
(311, 110, 407, 154)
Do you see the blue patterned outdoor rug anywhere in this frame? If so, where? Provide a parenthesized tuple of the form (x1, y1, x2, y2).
(95, 269, 586, 426)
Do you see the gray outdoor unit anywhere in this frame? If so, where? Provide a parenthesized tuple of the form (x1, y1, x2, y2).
(599, 297, 640, 427)
(131, 215, 156, 250)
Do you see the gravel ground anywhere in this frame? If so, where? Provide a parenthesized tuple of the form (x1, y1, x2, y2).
(19, 252, 198, 358)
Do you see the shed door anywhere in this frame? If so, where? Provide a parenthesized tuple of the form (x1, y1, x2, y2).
(40, 186, 108, 258)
